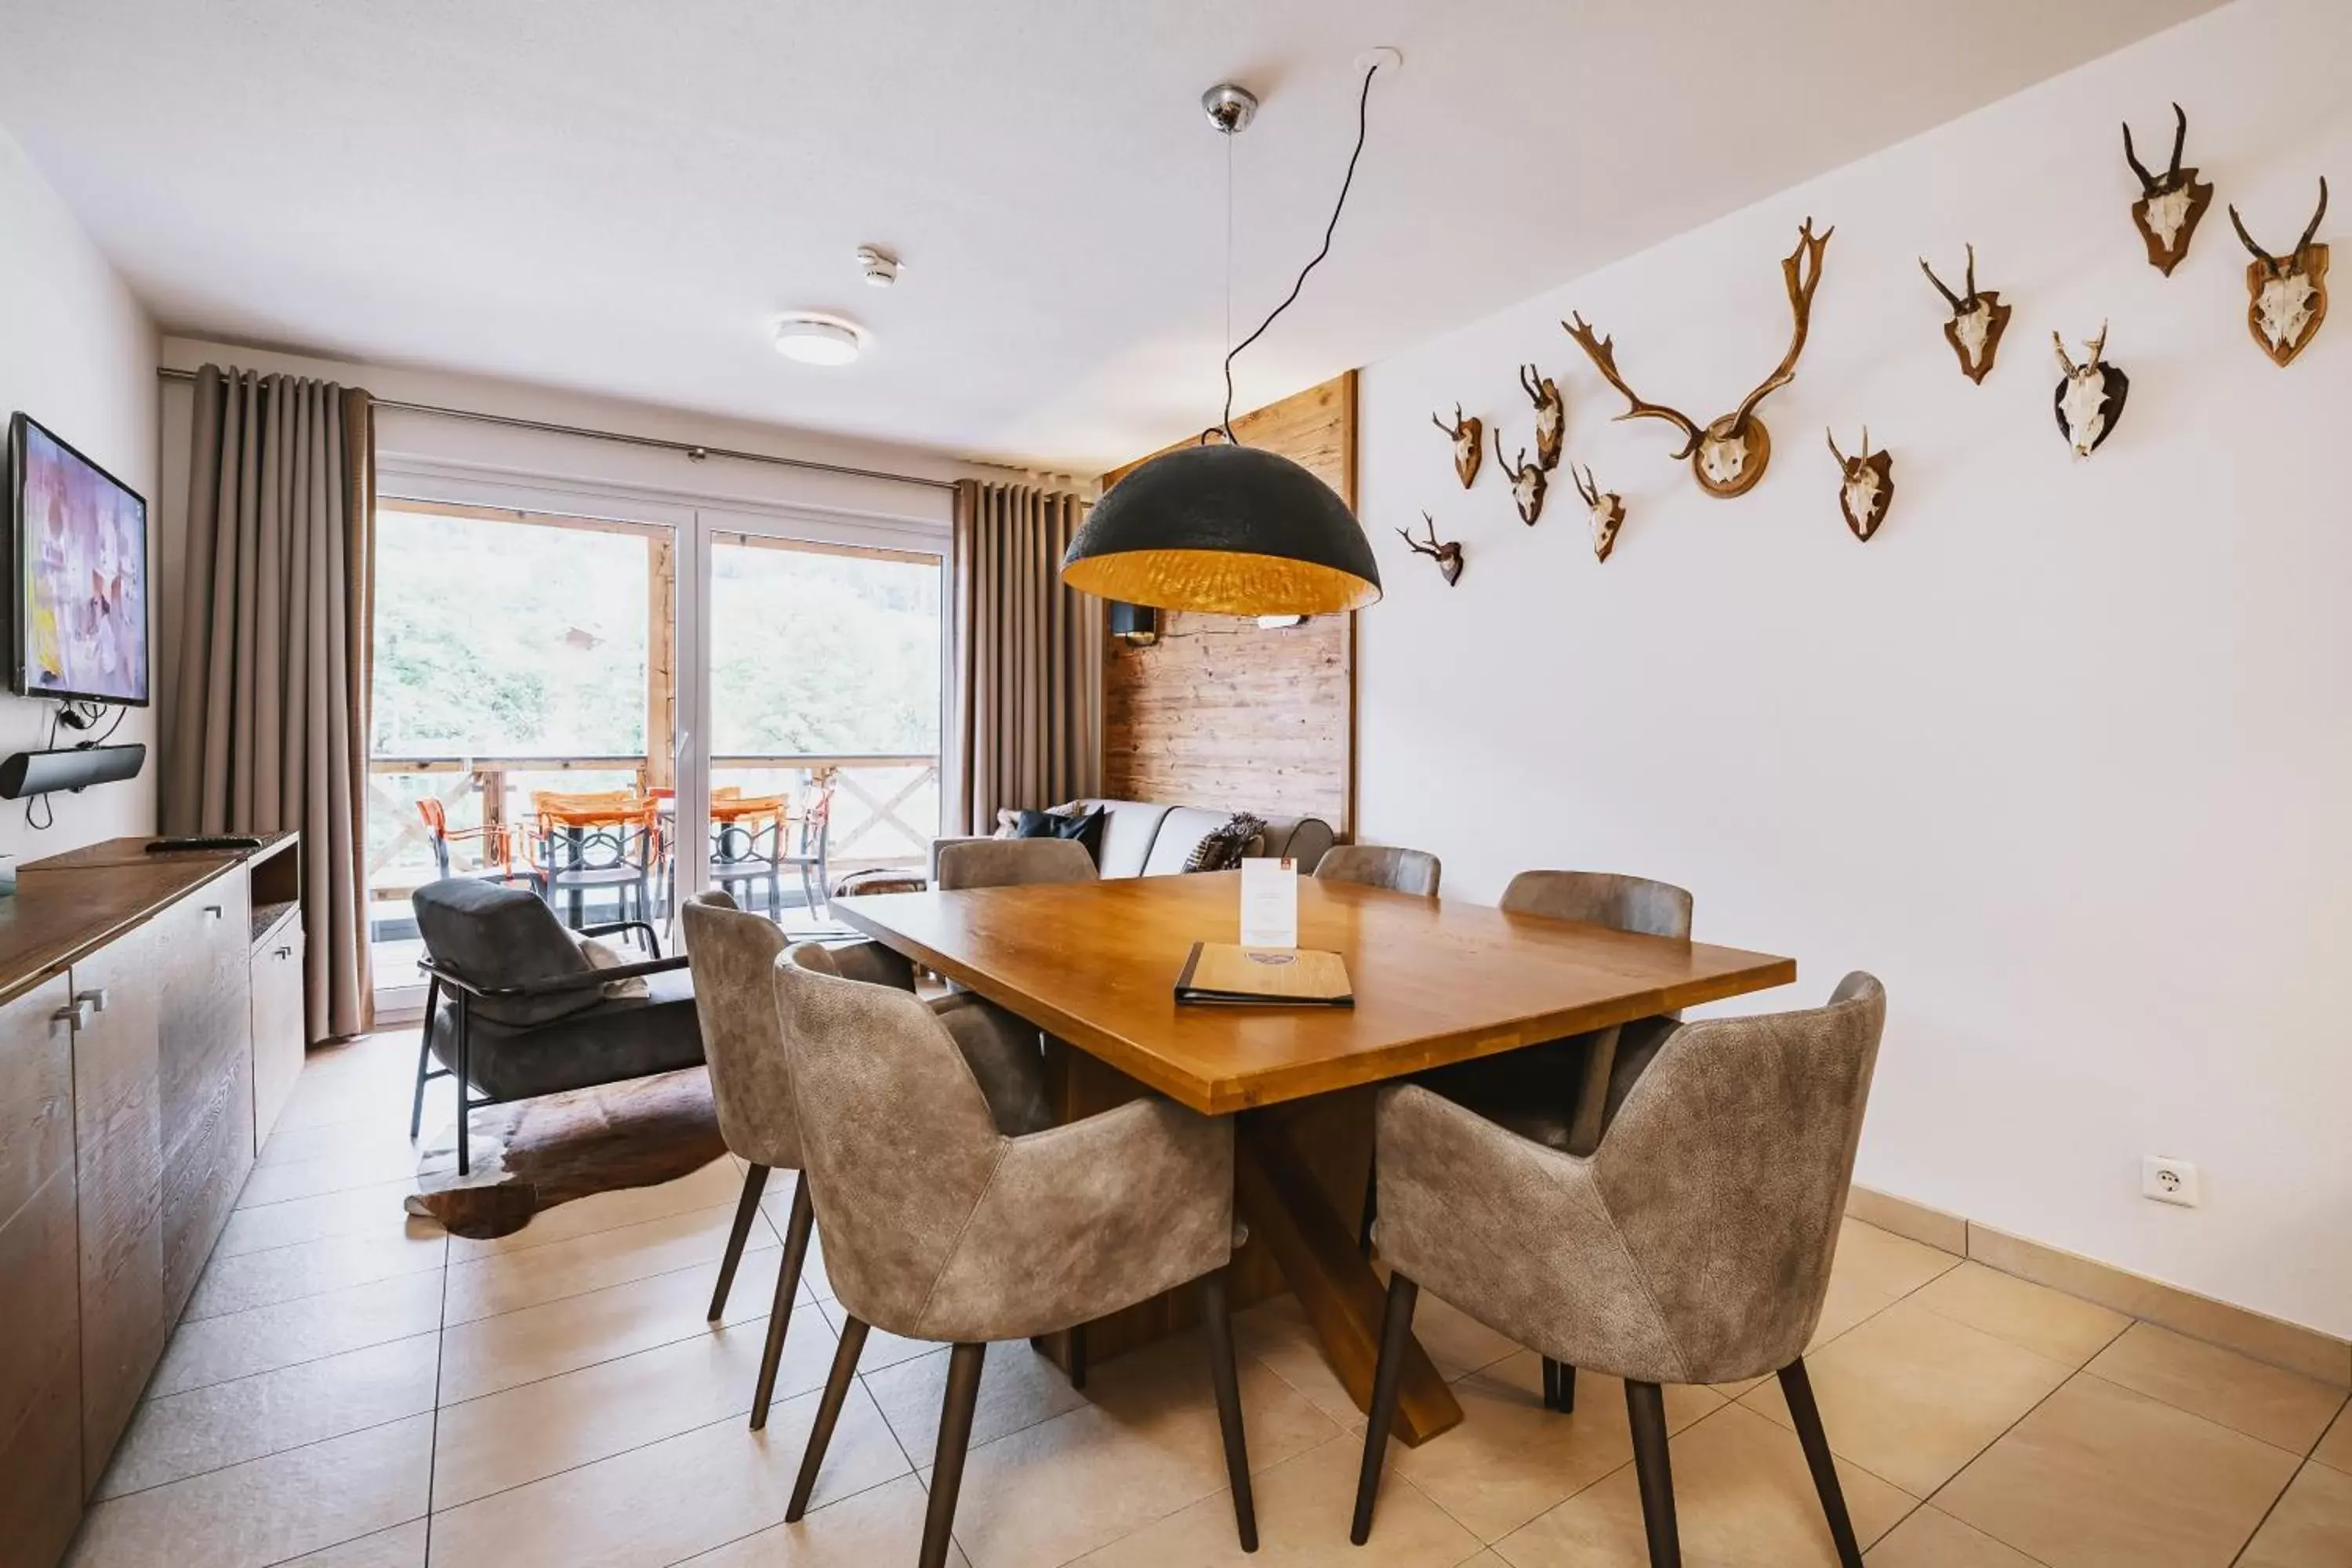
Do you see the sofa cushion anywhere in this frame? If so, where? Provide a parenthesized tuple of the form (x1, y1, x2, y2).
(1065, 799, 1174, 877)
(1143, 807, 1259, 877)
(1181, 813, 1265, 873)
(1258, 815, 1337, 874)
(1011, 805, 1107, 866)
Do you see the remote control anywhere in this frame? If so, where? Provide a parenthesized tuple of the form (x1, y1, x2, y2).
(145, 835, 265, 853)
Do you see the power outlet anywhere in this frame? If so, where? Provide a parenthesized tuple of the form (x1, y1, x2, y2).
(2143, 1156, 2201, 1208)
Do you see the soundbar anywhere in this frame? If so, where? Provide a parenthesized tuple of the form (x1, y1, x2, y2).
(0, 742, 146, 800)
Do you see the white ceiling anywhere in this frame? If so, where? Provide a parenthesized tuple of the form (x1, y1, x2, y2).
(1, 0, 2223, 473)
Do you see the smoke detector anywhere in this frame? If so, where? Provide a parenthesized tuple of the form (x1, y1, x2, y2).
(856, 245, 902, 288)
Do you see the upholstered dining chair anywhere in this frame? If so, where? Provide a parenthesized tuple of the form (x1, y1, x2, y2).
(773, 943, 1256, 1568)
(1314, 844, 1442, 898)
(934, 835, 1098, 890)
(1352, 975, 1888, 1568)
(1418, 869, 1695, 1413)
(680, 892, 1051, 1430)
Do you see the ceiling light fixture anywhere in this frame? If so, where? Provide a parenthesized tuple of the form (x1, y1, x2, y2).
(774, 313, 866, 366)
(1062, 54, 1398, 618)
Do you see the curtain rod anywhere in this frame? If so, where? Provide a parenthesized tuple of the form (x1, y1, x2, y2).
(154, 365, 963, 492)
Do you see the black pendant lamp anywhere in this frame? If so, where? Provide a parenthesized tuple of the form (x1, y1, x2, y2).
(1062, 67, 1389, 617)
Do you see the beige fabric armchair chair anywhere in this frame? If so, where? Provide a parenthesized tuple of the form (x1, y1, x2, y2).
(1314, 843, 1442, 898)
(773, 943, 1256, 1568)
(1353, 974, 1887, 1568)
(934, 835, 1098, 890)
(679, 894, 1051, 1431)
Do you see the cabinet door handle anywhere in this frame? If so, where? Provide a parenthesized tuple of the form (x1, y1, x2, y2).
(274, 946, 293, 960)
(52, 1000, 94, 1031)
(74, 988, 110, 1014)
(202, 905, 225, 920)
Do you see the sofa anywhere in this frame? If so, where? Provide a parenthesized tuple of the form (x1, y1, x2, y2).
(931, 797, 1336, 882)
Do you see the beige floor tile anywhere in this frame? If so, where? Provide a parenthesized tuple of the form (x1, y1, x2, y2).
(2238, 1460, 2352, 1568)
(2317, 1400, 2352, 1473)
(278, 1518, 428, 1566)
(213, 1179, 437, 1258)
(256, 1114, 417, 1169)
(1806, 1269, 1905, 1356)
(148, 1268, 446, 1399)
(1234, 1294, 1374, 1436)
(438, 1245, 783, 1403)
(1392, 1351, 1720, 1544)
(942, 1335, 1342, 1568)
(235, 1140, 423, 1209)
(433, 1306, 837, 1509)
(1906, 1260, 2131, 1368)
(426, 1387, 909, 1568)
(1412, 1290, 1525, 1383)
(100, 1333, 440, 1499)
(184, 1226, 447, 1320)
(862, 1338, 1092, 1460)
(676, 1474, 970, 1567)
(66, 1412, 432, 1568)
(1744, 1298, 2071, 1497)
(446, 1156, 747, 1263)
(443, 1200, 779, 1325)
(1492, 1403, 1915, 1567)
(2085, 1322, 2347, 1454)
(1833, 1218, 1962, 1301)
(1937, 1373, 2299, 1568)
(812, 1294, 940, 1374)
(1081, 1432, 1483, 1566)
(1864, 1504, 2040, 1566)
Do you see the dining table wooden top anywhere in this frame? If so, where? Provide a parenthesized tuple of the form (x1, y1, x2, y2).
(832, 870, 1797, 1116)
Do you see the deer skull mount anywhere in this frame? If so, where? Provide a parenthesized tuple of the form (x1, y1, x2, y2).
(2228, 178, 2329, 367)
(1399, 512, 1465, 586)
(2122, 103, 2213, 276)
(1563, 218, 1832, 499)
(2053, 325, 2129, 458)
(1919, 245, 2013, 384)
(1519, 364, 1566, 470)
(1432, 404, 1483, 488)
(1494, 431, 1548, 525)
(1571, 464, 1626, 564)
(1826, 428, 1893, 543)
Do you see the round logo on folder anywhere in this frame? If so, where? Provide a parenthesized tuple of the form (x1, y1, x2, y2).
(1246, 952, 1296, 966)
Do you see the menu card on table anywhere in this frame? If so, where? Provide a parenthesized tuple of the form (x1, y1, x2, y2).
(1239, 856, 1298, 949)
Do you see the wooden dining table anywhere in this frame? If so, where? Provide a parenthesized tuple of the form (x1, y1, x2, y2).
(833, 869, 1795, 1444)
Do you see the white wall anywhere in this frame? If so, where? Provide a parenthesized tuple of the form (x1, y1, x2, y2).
(0, 122, 159, 861)
(1358, 0, 2351, 1338)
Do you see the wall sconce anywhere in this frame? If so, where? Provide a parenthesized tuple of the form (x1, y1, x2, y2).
(1109, 601, 1160, 647)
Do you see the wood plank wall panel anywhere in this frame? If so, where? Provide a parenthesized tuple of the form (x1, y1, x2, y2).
(1098, 372, 1359, 832)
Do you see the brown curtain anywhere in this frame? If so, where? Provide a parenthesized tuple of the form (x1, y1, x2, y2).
(165, 366, 375, 1041)
(950, 480, 1102, 834)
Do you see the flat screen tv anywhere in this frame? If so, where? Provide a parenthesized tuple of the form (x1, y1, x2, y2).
(8, 412, 150, 706)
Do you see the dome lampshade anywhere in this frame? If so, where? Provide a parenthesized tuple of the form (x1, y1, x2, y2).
(1060, 443, 1381, 616)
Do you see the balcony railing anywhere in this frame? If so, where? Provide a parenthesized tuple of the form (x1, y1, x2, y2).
(366, 752, 940, 904)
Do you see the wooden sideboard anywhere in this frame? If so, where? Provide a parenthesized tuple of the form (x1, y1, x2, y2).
(0, 835, 304, 1566)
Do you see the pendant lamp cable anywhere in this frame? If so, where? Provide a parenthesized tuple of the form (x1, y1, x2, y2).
(1218, 61, 1381, 442)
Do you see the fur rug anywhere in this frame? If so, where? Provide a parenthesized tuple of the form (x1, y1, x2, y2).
(406, 1068, 727, 1239)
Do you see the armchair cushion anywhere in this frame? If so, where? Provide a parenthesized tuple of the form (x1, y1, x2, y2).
(428, 966, 705, 1103)
(413, 877, 601, 1027)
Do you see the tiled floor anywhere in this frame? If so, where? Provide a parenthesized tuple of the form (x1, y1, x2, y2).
(64, 1032, 2352, 1568)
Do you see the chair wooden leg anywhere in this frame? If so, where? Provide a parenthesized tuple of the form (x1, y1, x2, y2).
(410, 975, 441, 1141)
(1778, 1359, 1863, 1568)
(1199, 1269, 1257, 1551)
(1625, 1380, 1681, 1568)
(919, 1342, 987, 1568)
(785, 1314, 869, 1521)
(1350, 1271, 1420, 1544)
(1357, 1153, 1378, 1255)
(1067, 1323, 1087, 1390)
(1542, 1356, 1559, 1410)
(750, 1178, 816, 1430)
(708, 1163, 770, 1320)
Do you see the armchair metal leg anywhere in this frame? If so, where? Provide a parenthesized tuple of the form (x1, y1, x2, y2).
(750, 1178, 815, 1430)
(410, 975, 441, 1141)
(1067, 1323, 1087, 1390)
(1625, 1380, 1681, 1568)
(454, 1000, 474, 1178)
(919, 1342, 987, 1568)
(1542, 1358, 1577, 1413)
(709, 1163, 771, 1320)
(785, 1314, 869, 1522)
(1351, 1271, 1420, 1545)
(1778, 1359, 1863, 1568)
(1200, 1269, 1257, 1552)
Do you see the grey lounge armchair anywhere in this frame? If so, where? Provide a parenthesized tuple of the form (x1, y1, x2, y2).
(772, 942, 1254, 1568)
(681, 891, 1051, 1428)
(1314, 843, 1442, 898)
(411, 877, 702, 1174)
(1352, 974, 1888, 1568)
(1418, 869, 1695, 1413)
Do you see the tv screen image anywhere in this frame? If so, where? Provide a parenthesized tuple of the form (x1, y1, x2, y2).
(10, 413, 149, 706)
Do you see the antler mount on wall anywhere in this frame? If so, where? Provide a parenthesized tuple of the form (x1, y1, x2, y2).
(2123, 103, 2213, 276)
(1563, 218, 1832, 499)
(2230, 178, 2330, 367)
